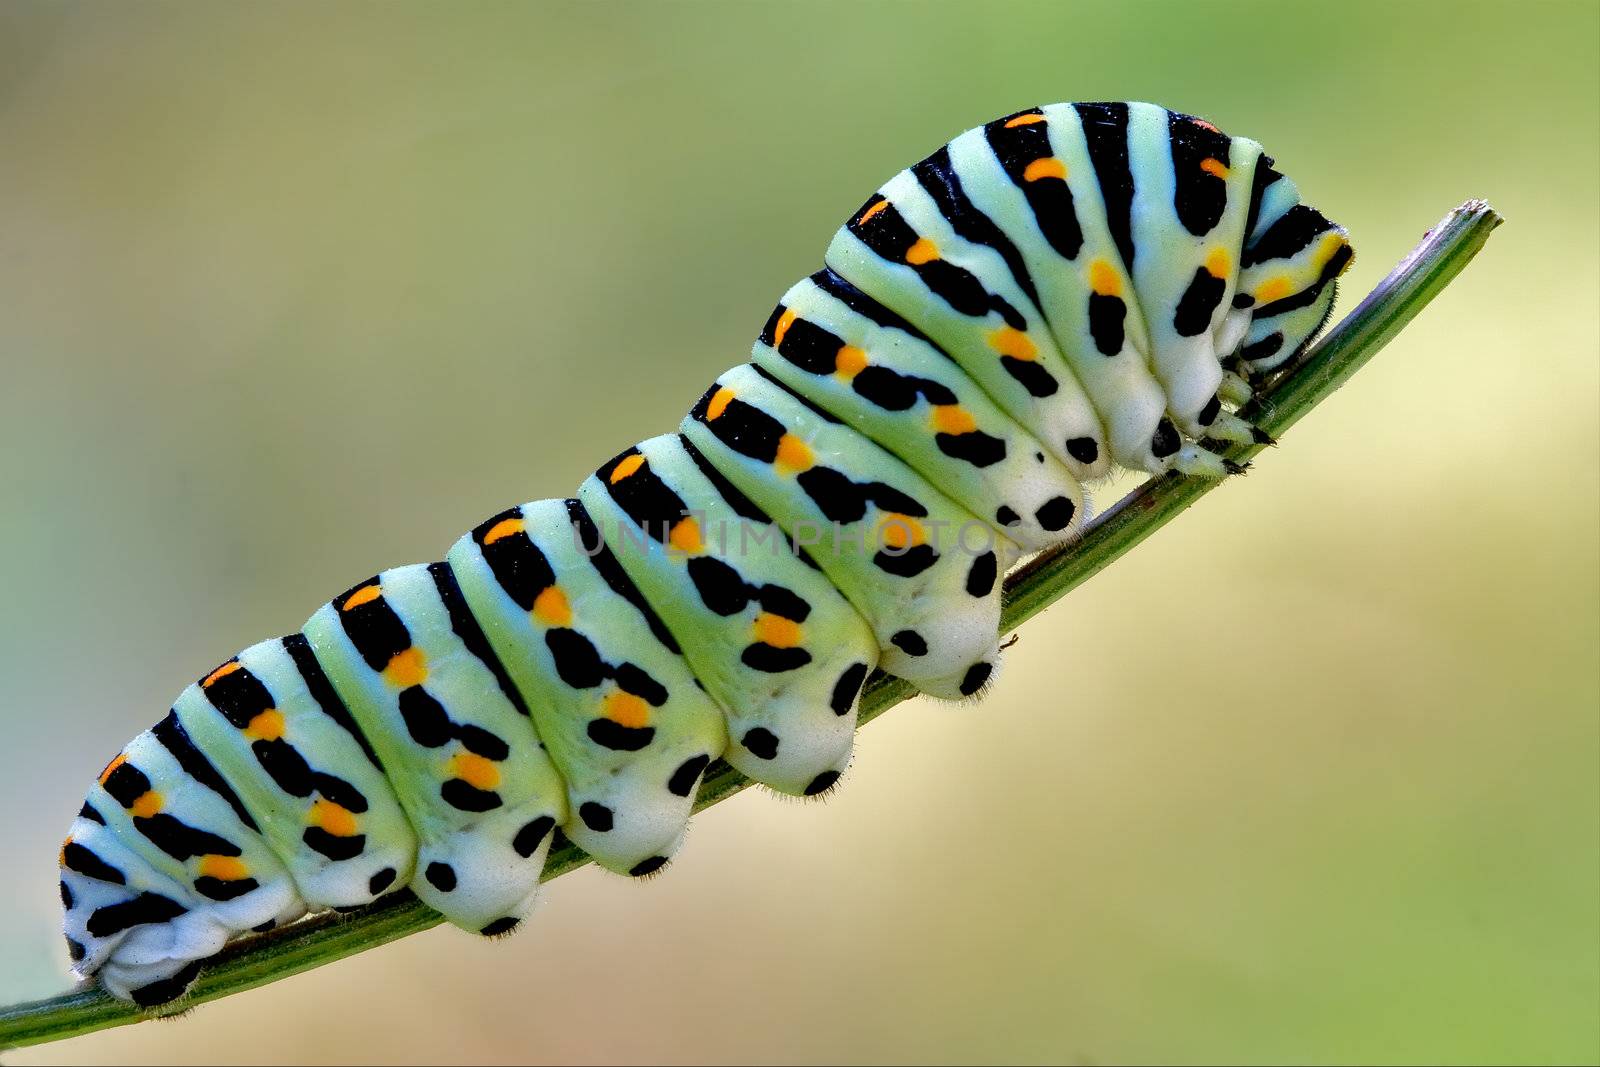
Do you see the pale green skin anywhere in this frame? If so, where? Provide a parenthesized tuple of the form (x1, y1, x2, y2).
(578, 433, 877, 796)
(304, 564, 567, 932)
(447, 498, 727, 876)
(171, 637, 418, 910)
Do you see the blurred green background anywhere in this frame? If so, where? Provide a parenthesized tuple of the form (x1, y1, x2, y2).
(2, 2, 1594, 1064)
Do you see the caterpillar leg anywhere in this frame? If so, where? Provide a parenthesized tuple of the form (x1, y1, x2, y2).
(1218, 369, 1253, 406)
(1170, 443, 1244, 478)
(447, 499, 726, 877)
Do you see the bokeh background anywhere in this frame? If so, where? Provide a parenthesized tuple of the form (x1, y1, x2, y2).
(2, 2, 1595, 1064)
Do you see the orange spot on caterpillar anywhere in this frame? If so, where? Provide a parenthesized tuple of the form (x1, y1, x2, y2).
(245, 709, 285, 742)
(856, 199, 890, 226)
(1022, 157, 1067, 182)
(706, 387, 735, 421)
(129, 791, 163, 819)
(879, 513, 926, 549)
(1088, 258, 1122, 297)
(668, 517, 702, 553)
(201, 661, 241, 688)
(533, 585, 572, 627)
(775, 433, 814, 473)
(482, 516, 524, 544)
(1199, 157, 1229, 179)
(603, 690, 651, 729)
(1255, 276, 1293, 303)
(1004, 112, 1047, 127)
(772, 308, 797, 347)
(834, 345, 868, 377)
(198, 854, 250, 881)
(1205, 247, 1232, 279)
(342, 585, 382, 611)
(609, 453, 646, 483)
(753, 613, 803, 648)
(309, 799, 358, 837)
(988, 326, 1037, 361)
(931, 405, 978, 435)
(450, 752, 501, 791)
(383, 648, 428, 688)
(904, 238, 939, 265)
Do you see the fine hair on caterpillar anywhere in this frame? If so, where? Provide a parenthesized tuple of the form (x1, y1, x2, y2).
(55, 100, 1352, 1008)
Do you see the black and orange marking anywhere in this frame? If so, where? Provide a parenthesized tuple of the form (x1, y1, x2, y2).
(760, 304, 1005, 468)
(1168, 110, 1233, 238)
(984, 107, 1084, 260)
(333, 577, 509, 814)
(1172, 247, 1232, 337)
(198, 655, 372, 862)
(597, 446, 704, 553)
(912, 145, 1044, 312)
(847, 195, 1024, 328)
(1086, 258, 1129, 357)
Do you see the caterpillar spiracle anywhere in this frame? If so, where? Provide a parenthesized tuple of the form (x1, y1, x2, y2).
(57, 101, 1353, 1006)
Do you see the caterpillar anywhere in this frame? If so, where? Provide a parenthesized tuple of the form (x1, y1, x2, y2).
(56, 101, 1352, 1007)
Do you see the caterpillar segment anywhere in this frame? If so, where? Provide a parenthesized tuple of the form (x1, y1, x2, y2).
(447, 500, 727, 877)
(170, 638, 418, 913)
(945, 104, 1181, 476)
(1122, 106, 1262, 438)
(58, 101, 1351, 1006)
(303, 564, 568, 935)
(578, 434, 876, 798)
(684, 363, 1014, 700)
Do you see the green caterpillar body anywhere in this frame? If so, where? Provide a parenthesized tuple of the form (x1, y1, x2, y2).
(58, 101, 1352, 1006)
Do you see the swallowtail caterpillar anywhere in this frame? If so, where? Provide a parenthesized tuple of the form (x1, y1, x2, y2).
(57, 101, 1352, 1006)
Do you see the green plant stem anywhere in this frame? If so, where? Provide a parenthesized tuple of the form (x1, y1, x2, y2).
(0, 200, 1500, 1053)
